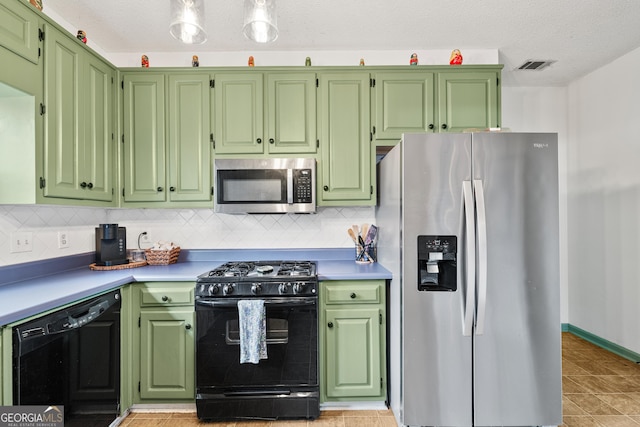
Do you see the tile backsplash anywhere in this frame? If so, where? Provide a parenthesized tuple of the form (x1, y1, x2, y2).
(0, 205, 375, 266)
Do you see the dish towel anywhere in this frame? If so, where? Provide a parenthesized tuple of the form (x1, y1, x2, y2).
(237, 299, 267, 364)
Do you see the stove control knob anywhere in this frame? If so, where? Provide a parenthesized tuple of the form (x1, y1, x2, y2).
(223, 284, 234, 295)
(278, 283, 289, 294)
(251, 284, 262, 295)
(293, 282, 304, 294)
(208, 284, 219, 296)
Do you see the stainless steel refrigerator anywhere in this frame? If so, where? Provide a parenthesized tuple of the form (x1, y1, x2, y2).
(376, 132, 562, 427)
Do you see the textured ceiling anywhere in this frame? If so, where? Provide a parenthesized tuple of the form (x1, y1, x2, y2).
(42, 0, 640, 86)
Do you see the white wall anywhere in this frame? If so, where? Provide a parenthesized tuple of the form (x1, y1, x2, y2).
(501, 86, 569, 323)
(566, 46, 640, 353)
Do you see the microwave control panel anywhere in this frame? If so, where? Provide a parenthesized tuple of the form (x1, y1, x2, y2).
(293, 169, 313, 203)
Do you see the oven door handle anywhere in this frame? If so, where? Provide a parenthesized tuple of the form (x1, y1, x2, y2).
(196, 297, 317, 308)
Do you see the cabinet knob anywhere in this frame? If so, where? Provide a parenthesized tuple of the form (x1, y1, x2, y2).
(269, 138, 275, 144)
(185, 324, 192, 330)
(157, 186, 164, 192)
(257, 138, 262, 144)
(327, 322, 334, 329)
(80, 182, 87, 188)
(170, 186, 176, 192)
(162, 295, 169, 302)
(428, 124, 434, 130)
(323, 185, 329, 191)
(350, 292, 356, 299)
(441, 124, 448, 130)
(87, 182, 93, 189)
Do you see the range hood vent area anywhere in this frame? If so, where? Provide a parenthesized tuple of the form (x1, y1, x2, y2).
(516, 60, 556, 71)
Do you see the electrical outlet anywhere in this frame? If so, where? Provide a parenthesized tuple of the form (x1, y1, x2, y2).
(58, 231, 70, 249)
(10, 232, 33, 253)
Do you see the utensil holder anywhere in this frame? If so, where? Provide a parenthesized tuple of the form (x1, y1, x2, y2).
(355, 242, 376, 264)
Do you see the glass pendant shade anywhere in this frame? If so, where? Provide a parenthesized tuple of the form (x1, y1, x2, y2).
(243, 0, 278, 43)
(169, 0, 207, 44)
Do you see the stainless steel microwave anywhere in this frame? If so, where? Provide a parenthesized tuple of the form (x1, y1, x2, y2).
(214, 158, 316, 214)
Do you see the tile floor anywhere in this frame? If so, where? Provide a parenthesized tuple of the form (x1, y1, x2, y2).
(561, 332, 640, 426)
(120, 409, 397, 426)
(121, 333, 640, 426)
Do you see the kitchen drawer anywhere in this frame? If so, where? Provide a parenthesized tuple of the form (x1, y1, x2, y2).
(139, 284, 194, 307)
(323, 281, 382, 305)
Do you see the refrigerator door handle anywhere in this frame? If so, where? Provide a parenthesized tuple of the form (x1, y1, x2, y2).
(462, 180, 476, 336)
(474, 179, 488, 335)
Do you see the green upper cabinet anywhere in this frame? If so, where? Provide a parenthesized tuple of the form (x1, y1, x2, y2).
(212, 72, 263, 155)
(43, 24, 114, 202)
(168, 73, 211, 202)
(437, 70, 500, 132)
(317, 72, 373, 205)
(212, 71, 317, 156)
(0, 0, 41, 65)
(123, 73, 166, 202)
(265, 72, 316, 154)
(373, 71, 435, 141)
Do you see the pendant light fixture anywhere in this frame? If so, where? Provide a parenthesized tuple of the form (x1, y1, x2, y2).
(169, 0, 207, 44)
(243, 0, 278, 43)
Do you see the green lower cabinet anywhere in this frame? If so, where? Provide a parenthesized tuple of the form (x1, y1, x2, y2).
(130, 282, 195, 403)
(139, 309, 195, 400)
(320, 280, 387, 402)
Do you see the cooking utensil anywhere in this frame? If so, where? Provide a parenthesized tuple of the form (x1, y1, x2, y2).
(347, 228, 357, 243)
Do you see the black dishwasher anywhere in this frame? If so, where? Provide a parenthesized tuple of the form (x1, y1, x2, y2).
(13, 289, 121, 427)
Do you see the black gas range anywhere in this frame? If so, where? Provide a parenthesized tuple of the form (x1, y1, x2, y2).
(195, 260, 319, 422)
(196, 260, 318, 298)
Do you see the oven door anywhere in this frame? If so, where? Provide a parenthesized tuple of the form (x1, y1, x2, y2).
(195, 296, 318, 391)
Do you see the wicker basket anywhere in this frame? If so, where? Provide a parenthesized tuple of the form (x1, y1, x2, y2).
(145, 247, 181, 265)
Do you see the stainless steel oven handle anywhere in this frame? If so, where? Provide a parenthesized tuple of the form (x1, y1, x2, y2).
(196, 297, 317, 308)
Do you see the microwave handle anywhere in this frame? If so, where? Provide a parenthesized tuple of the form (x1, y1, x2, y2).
(287, 169, 293, 204)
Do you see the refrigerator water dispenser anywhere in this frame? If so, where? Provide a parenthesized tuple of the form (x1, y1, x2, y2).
(417, 235, 457, 291)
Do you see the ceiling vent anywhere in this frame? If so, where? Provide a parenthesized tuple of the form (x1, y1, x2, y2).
(516, 60, 556, 71)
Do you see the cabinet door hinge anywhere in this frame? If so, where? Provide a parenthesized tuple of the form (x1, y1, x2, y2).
(210, 79, 215, 88)
(121, 80, 124, 90)
(316, 78, 319, 88)
(371, 185, 374, 195)
(370, 78, 376, 88)
(497, 77, 500, 86)
(138, 316, 141, 328)
(38, 47, 41, 57)
(211, 187, 214, 196)
(211, 133, 215, 149)
(138, 382, 141, 392)
(121, 134, 125, 143)
(316, 139, 319, 149)
(369, 132, 373, 142)
(380, 377, 383, 389)
(38, 28, 44, 41)
(372, 126, 376, 135)
(111, 77, 114, 84)
(39, 177, 45, 189)
(112, 188, 114, 195)
(379, 313, 382, 324)
(39, 103, 45, 115)
(122, 188, 125, 197)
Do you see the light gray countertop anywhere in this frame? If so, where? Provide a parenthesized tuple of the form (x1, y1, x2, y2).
(0, 249, 391, 326)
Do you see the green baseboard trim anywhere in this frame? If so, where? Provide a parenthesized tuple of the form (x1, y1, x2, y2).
(565, 324, 640, 363)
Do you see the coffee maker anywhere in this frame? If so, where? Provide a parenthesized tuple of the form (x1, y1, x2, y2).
(95, 224, 129, 266)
